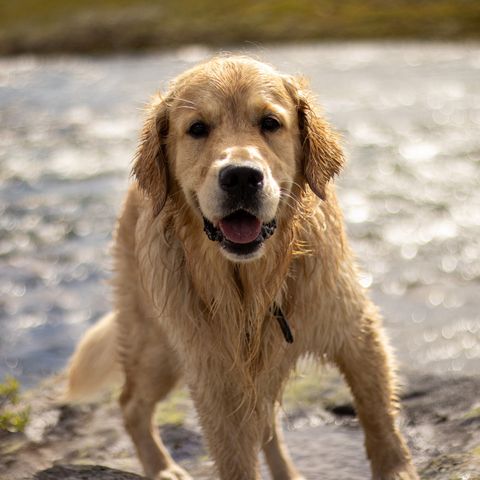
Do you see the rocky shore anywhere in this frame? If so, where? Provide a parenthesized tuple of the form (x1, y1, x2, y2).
(1, 370, 479, 479)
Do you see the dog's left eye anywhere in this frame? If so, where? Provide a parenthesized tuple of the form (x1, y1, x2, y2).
(260, 116, 281, 133)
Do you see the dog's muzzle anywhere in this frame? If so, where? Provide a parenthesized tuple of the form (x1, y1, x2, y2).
(203, 210, 277, 257)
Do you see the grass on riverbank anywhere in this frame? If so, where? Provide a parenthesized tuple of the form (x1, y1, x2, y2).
(1, 0, 479, 55)
(0, 376, 30, 433)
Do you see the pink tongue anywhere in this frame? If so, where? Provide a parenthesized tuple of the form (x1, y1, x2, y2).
(219, 216, 262, 244)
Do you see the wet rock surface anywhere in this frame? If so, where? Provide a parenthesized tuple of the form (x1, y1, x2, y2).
(1, 371, 479, 479)
(34, 465, 146, 480)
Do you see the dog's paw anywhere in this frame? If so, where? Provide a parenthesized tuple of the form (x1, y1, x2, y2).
(155, 465, 193, 480)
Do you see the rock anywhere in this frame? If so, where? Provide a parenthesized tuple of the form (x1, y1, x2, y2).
(1, 371, 480, 479)
(34, 465, 146, 480)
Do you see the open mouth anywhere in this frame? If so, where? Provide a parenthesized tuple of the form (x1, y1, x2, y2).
(220, 210, 263, 244)
(203, 210, 277, 256)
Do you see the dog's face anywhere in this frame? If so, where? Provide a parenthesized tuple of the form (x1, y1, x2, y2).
(170, 60, 299, 261)
(133, 57, 344, 262)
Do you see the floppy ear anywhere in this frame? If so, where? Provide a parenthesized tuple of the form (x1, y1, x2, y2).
(131, 94, 169, 216)
(284, 76, 345, 200)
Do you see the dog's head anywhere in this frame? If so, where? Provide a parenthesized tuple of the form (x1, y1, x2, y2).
(133, 56, 344, 262)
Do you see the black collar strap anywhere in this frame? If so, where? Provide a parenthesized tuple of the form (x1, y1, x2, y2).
(271, 303, 294, 344)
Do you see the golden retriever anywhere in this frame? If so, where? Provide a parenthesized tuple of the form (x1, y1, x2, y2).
(67, 55, 418, 480)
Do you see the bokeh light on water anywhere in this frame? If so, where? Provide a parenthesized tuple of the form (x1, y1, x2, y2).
(0, 43, 479, 386)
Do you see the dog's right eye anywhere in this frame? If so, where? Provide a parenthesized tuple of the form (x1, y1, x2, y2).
(187, 121, 209, 138)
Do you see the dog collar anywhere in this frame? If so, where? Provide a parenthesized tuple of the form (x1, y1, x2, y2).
(271, 303, 294, 344)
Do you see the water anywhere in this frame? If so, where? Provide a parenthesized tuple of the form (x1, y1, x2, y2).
(1, 43, 479, 387)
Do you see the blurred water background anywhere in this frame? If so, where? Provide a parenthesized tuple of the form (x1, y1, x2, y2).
(1, 42, 479, 387)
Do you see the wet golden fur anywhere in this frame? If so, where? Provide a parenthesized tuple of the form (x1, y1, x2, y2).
(67, 56, 418, 480)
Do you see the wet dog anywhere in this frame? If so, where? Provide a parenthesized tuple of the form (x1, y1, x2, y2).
(67, 56, 418, 480)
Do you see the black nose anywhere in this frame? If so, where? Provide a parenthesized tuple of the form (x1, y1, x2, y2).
(219, 166, 264, 194)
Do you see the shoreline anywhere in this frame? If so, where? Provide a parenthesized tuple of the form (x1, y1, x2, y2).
(2, 36, 479, 59)
(2, 38, 480, 62)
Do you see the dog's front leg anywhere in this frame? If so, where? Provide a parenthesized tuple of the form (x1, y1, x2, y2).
(333, 304, 419, 480)
(188, 375, 262, 480)
(263, 410, 305, 480)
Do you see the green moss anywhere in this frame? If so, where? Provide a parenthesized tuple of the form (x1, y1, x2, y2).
(0, 408, 30, 433)
(471, 444, 480, 457)
(283, 364, 352, 411)
(0, 375, 20, 405)
(463, 406, 480, 420)
(0, 375, 30, 433)
(154, 388, 190, 426)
